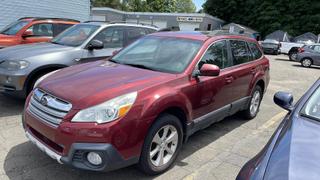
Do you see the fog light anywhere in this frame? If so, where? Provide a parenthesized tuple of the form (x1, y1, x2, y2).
(87, 152, 102, 165)
(6, 76, 12, 83)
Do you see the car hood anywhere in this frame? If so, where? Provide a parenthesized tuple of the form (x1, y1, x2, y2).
(0, 34, 17, 47)
(39, 60, 175, 109)
(0, 42, 73, 59)
(263, 115, 320, 180)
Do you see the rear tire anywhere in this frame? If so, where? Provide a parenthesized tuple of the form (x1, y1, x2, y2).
(289, 52, 297, 61)
(138, 114, 183, 175)
(301, 58, 312, 68)
(241, 86, 263, 120)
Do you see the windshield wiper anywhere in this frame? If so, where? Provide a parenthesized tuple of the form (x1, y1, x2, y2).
(123, 63, 155, 71)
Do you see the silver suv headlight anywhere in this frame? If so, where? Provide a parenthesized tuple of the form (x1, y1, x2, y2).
(0, 60, 29, 71)
(72, 92, 138, 124)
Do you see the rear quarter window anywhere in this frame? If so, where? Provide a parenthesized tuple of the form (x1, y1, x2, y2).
(248, 42, 263, 60)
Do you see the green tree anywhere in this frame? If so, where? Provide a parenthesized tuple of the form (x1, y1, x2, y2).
(176, 0, 196, 13)
(203, 0, 320, 37)
(92, 0, 122, 9)
(126, 0, 148, 12)
(146, 0, 177, 12)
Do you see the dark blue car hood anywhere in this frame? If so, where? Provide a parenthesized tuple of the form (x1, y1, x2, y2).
(264, 115, 320, 180)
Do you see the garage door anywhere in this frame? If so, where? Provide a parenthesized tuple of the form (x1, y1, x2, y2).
(153, 20, 167, 29)
(179, 22, 200, 31)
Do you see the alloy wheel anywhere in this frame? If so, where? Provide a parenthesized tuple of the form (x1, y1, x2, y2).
(250, 90, 261, 116)
(302, 59, 312, 67)
(149, 125, 178, 167)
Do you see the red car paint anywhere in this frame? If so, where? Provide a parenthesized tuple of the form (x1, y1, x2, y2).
(23, 32, 270, 169)
(0, 18, 78, 48)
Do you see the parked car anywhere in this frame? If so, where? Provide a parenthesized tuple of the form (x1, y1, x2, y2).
(295, 44, 320, 67)
(281, 41, 314, 61)
(0, 17, 79, 48)
(0, 21, 158, 98)
(23, 31, 270, 175)
(237, 79, 320, 180)
(261, 39, 281, 55)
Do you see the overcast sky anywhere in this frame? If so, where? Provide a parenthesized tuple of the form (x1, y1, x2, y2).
(193, 0, 205, 11)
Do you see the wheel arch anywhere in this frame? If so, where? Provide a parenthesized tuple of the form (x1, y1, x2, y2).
(24, 64, 68, 93)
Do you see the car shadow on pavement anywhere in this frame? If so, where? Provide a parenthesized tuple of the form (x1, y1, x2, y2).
(274, 58, 292, 62)
(3, 115, 248, 180)
(0, 93, 24, 118)
(292, 64, 320, 70)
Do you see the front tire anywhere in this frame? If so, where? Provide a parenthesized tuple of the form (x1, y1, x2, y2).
(301, 58, 312, 68)
(241, 86, 263, 119)
(138, 114, 183, 175)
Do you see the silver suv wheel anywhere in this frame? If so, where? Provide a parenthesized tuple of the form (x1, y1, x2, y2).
(149, 125, 178, 167)
(250, 90, 261, 116)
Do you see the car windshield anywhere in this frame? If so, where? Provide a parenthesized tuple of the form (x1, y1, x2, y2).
(0, 20, 29, 35)
(51, 24, 99, 47)
(301, 85, 320, 121)
(111, 36, 202, 73)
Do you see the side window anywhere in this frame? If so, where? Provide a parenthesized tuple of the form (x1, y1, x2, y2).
(248, 42, 263, 60)
(314, 46, 320, 53)
(93, 27, 124, 48)
(127, 28, 147, 44)
(53, 24, 73, 37)
(199, 40, 230, 69)
(26, 23, 53, 37)
(230, 40, 251, 65)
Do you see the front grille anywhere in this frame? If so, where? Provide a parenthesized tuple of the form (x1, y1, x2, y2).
(28, 88, 72, 127)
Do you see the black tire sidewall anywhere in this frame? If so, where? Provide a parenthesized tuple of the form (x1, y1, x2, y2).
(139, 114, 183, 175)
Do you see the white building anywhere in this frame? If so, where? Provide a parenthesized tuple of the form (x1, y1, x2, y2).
(92, 7, 224, 31)
(0, 0, 91, 29)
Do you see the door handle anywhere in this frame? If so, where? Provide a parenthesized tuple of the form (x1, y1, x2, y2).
(225, 76, 234, 84)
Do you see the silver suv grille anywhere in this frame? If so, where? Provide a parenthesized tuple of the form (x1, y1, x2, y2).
(28, 88, 72, 127)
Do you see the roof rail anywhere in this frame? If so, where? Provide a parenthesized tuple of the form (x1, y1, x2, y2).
(19, 17, 80, 22)
(83, 20, 110, 23)
(109, 21, 158, 28)
(83, 20, 158, 28)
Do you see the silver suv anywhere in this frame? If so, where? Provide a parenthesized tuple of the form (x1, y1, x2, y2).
(0, 21, 158, 98)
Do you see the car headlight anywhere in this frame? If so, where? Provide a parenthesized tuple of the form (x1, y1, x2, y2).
(72, 92, 138, 123)
(0, 60, 29, 71)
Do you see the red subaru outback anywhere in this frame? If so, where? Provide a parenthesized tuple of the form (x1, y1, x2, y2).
(23, 31, 270, 175)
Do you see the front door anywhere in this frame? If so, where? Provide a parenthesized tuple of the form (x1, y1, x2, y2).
(81, 27, 125, 62)
(184, 40, 235, 122)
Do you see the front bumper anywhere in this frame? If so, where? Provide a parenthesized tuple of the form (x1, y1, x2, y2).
(0, 73, 27, 92)
(25, 128, 138, 171)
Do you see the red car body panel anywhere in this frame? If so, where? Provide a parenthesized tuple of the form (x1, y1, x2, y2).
(23, 32, 270, 170)
(0, 19, 78, 47)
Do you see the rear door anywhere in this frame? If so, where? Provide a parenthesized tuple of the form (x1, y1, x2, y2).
(227, 40, 255, 110)
(81, 26, 125, 62)
(21, 23, 53, 44)
(125, 27, 148, 46)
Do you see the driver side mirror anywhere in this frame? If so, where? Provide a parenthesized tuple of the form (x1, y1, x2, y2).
(22, 30, 33, 38)
(88, 40, 104, 50)
(274, 92, 294, 111)
(193, 64, 220, 77)
(112, 50, 120, 56)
